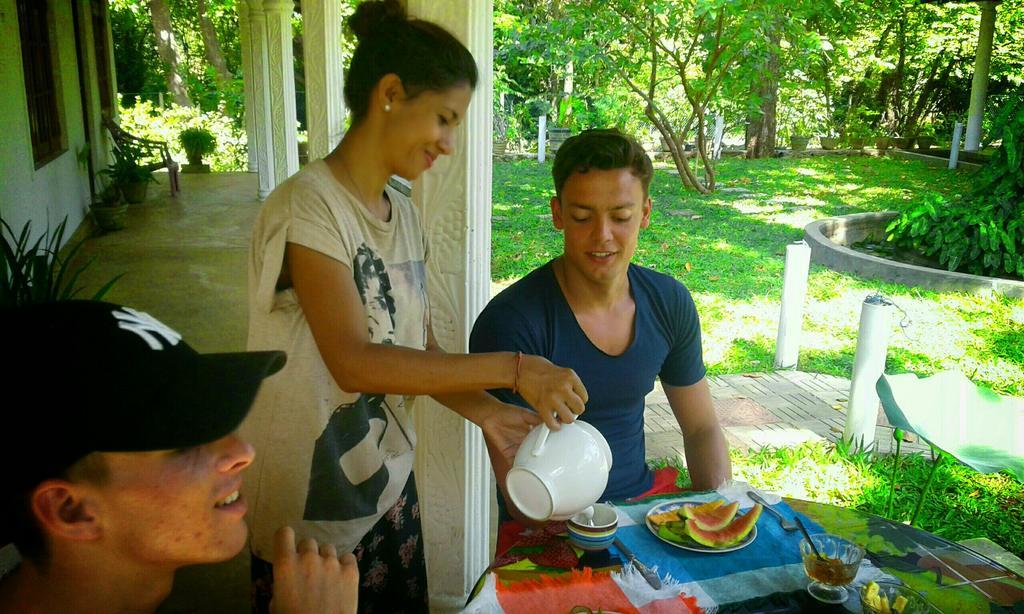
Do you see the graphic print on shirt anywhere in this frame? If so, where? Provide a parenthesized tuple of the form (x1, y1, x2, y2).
(303, 244, 404, 521)
(353, 244, 397, 344)
(304, 393, 391, 520)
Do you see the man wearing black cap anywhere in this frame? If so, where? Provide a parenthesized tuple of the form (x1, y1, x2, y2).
(0, 300, 358, 613)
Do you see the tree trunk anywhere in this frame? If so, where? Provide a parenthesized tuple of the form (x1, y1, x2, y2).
(745, 17, 780, 159)
(197, 0, 232, 88)
(147, 0, 192, 107)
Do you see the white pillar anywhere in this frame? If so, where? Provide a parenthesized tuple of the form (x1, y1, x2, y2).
(949, 121, 964, 170)
(238, 1, 258, 173)
(245, 0, 276, 199)
(965, 1, 998, 152)
(264, 0, 300, 183)
(774, 240, 811, 370)
(301, 0, 346, 161)
(537, 114, 547, 163)
(406, 1, 493, 609)
(844, 295, 894, 451)
(712, 113, 725, 160)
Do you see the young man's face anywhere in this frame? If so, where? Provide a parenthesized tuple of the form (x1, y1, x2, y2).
(551, 167, 651, 287)
(87, 433, 254, 567)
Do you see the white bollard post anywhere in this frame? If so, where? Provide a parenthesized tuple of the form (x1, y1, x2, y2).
(949, 122, 964, 170)
(538, 115, 547, 163)
(713, 113, 725, 160)
(774, 240, 812, 370)
(843, 294, 895, 451)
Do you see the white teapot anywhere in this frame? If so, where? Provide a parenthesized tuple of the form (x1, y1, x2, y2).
(505, 420, 613, 522)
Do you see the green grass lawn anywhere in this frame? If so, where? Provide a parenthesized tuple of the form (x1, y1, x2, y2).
(492, 156, 1024, 396)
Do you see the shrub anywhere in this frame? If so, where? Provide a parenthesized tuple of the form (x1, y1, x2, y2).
(888, 93, 1024, 279)
(117, 97, 248, 172)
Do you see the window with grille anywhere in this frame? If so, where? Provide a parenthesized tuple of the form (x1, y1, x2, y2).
(17, 0, 65, 167)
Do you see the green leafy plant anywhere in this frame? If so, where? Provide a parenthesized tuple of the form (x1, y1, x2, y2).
(178, 127, 217, 163)
(842, 107, 874, 140)
(887, 93, 1024, 279)
(1, 218, 121, 308)
(100, 146, 156, 186)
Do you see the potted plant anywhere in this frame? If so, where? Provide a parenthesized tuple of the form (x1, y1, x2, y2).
(843, 107, 872, 150)
(101, 147, 156, 204)
(90, 183, 129, 231)
(788, 119, 812, 151)
(493, 111, 509, 156)
(915, 124, 937, 150)
(875, 135, 892, 152)
(893, 136, 916, 150)
(179, 127, 216, 173)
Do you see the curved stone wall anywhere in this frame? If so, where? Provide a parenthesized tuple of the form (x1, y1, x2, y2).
(803, 212, 1024, 298)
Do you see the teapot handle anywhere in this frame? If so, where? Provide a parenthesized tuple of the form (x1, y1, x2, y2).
(530, 424, 551, 457)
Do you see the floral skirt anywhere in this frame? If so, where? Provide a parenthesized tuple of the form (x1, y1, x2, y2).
(252, 473, 429, 614)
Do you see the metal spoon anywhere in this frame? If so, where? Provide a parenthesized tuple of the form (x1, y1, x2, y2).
(747, 491, 798, 532)
(795, 516, 826, 560)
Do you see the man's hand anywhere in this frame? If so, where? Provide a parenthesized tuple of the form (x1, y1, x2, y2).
(270, 526, 359, 614)
(480, 402, 543, 466)
(517, 354, 588, 429)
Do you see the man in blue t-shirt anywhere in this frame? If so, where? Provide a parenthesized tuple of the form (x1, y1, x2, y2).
(470, 128, 731, 524)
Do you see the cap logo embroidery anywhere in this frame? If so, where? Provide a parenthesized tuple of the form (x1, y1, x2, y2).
(113, 308, 182, 350)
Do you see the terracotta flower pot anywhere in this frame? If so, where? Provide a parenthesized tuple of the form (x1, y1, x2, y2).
(820, 137, 839, 150)
(789, 136, 810, 151)
(120, 181, 149, 204)
(92, 203, 128, 231)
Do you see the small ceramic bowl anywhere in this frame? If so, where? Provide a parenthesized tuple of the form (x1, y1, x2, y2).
(567, 503, 618, 551)
(861, 581, 941, 614)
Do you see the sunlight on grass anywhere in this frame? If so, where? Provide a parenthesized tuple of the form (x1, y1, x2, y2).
(795, 167, 819, 177)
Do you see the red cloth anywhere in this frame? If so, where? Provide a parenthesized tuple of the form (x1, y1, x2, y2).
(496, 467, 686, 556)
(495, 567, 701, 614)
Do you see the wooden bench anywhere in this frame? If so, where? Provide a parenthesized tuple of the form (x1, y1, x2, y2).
(103, 118, 180, 197)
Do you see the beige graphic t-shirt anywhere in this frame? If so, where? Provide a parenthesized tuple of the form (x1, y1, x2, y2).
(243, 160, 429, 558)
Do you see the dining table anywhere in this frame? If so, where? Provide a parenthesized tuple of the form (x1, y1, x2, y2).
(464, 489, 1024, 613)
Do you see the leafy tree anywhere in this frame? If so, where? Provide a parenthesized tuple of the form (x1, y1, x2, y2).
(561, 0, 766, 193)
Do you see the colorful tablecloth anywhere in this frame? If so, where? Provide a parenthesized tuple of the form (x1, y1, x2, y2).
(467, 490, 1024, 613)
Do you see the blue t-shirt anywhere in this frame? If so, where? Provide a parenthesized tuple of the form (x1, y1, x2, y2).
(469, 261, 706, 502)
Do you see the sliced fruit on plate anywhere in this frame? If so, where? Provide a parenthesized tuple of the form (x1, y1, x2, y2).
(684, 500, 740, 531)
(685, 504, 762, 548)
(648, 509, 685, 526)
(680, 499, 724, 518)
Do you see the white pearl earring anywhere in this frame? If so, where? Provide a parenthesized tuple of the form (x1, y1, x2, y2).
(384, 103, 391, 112)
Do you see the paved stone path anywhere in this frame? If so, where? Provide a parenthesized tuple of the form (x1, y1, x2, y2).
(644, 370, 930, 462)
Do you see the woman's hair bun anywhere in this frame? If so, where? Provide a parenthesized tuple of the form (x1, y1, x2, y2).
(348, 0, 407, 41)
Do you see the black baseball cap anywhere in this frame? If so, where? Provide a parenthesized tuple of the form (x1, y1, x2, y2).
(0, 300, 286, 493)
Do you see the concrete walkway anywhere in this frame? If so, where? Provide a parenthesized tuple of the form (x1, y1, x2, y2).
(68, 171, 924, 612)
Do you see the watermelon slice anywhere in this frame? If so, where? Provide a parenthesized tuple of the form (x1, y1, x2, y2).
(685, 504, 762, 548)
(684, 501, 740, 531)
(679, 499, 724, 519)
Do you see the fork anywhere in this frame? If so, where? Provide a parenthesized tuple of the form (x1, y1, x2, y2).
(748, 490, 798, 532)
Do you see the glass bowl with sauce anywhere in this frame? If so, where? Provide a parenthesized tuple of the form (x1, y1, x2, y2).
(799, 534, 865, 603)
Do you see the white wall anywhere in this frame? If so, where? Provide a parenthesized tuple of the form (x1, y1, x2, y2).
(0, 0, 93, 246)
